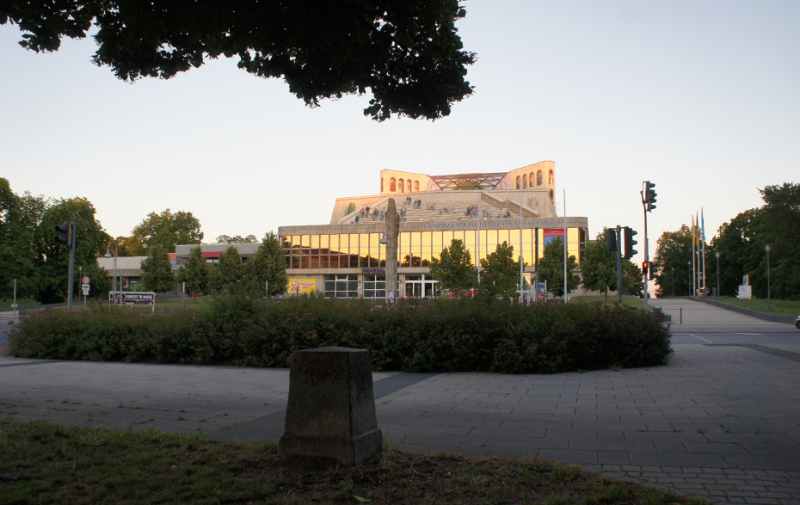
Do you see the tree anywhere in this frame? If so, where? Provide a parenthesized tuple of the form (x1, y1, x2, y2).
(580, 229, 618, 301)
(751, 183, 800, 299)
(34, 197, 111, 304)
(140, 244, 175, 294)
(245, 232, 289, 297)
(538, 238, 580, 298)
(216, 234, 257, 244)
(428, 239, 476, 292)
(130, 209, 203, 255)
(0, 178, 41, 300)
(479, 241, 522, 299)
(653, 225, 694, 298)
(1, 1, 475, 121)
(217, 245, 244, 284)
(177, 246, 209, 296)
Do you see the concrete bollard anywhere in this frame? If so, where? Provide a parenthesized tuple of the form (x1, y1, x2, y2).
(278, 347, 383, 466)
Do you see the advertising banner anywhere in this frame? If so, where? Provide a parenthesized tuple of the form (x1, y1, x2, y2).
(543, 228, 565, 245)
(289, 279, 317, 294)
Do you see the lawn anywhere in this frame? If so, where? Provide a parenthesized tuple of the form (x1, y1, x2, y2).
(708, 296, 800, 317)
(0, 419, 709, 505)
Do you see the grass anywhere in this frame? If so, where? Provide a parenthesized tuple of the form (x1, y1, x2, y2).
(0, 419, 710, 505)
(0, 298, 37, 309)
(709, 296, 800, 317)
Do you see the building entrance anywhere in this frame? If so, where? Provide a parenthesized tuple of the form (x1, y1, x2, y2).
(404, 274, 439, 298)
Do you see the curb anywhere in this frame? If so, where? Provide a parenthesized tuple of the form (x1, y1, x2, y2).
(687, 296, 797, 324)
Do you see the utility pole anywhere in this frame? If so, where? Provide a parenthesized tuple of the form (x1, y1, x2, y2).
(641, 181, 657, 311)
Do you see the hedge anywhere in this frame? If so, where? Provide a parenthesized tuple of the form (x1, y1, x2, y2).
(7, 286, 672, 374)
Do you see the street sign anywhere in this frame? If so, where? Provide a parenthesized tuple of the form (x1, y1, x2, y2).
(81, 284, 90, 295)
(82, 276, 91, 284)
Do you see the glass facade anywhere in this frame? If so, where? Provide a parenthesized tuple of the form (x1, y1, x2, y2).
(285, 228, 586, 271)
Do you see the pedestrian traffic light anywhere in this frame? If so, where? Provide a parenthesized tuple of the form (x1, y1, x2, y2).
(644, 181, 657, 212)
(55, 223, 71, 247)
(606, 228, 616, 253)
(623, 226, 638, 259)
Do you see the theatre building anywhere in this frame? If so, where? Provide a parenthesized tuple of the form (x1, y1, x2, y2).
(277, 161, 589, 299)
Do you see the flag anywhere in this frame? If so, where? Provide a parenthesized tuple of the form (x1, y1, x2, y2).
(701, 208, 706, 242)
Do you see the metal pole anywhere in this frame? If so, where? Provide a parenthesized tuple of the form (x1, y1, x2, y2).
(616, 225, 623, 306)
(642, 184, 649, 312)
(715, 252, 720, 297)
(519, 187, 524, 302)
(66, 223, 75, 311)
(12, 278, 17, 318)
(765, 244, 771, 311)
(563, 189, 567, 303)
(477, 192, 481, 287)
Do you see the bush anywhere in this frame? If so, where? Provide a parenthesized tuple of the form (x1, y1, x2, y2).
(7, 288, 672, 374)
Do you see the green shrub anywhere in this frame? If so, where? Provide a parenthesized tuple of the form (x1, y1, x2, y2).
(7, 290, 672, 373)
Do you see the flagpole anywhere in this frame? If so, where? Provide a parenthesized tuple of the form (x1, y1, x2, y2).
(701, 208, 707, 297)
(691, 216, 696, 296)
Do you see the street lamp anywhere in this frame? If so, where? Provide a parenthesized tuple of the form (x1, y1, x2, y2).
(764, 244, 771, 311)
(105, 242, 118, 304)
(715, 251, 720, 297)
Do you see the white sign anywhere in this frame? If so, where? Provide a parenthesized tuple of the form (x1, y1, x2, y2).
(81, 284, 90, 295)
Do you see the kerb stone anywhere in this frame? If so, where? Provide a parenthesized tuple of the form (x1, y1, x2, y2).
(278, 347, 383, 465)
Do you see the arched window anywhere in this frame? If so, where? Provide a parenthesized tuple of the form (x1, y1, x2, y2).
(529, 172, 534, 186)
(399, 179, 405, 192)
(522, 175, 528, 188)
(381, 178, 384, 193)
(537, 171, 543, 186)
(414, 181, 419, 192)
(516, 176, 521, 189)
(407, 179, 412, 192)
(549, 170, 554, 185)
(390, 178, 396, 192)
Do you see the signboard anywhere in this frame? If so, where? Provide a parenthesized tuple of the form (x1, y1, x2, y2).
(81, 284, 90, 295)
(109, 291, 156, 306)
(82, 276, 91, 284)
(288, 279, 316, 294)
(543, 228, 565, 245)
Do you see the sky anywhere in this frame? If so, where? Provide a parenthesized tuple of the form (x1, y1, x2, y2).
(2, 0, 799, 266)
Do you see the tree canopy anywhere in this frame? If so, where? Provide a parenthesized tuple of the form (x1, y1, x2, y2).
(130, 209, 203, 255)
(139, 243, 175, 294)
(479, 241, 522, 299)
(1, 0, 475, 121)
(428, 238, 475, 292)
(537, 238, 580, 298)
(244, 232, 289, 297)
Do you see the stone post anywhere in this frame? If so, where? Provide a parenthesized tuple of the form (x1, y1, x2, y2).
(279, 347, 383, 465)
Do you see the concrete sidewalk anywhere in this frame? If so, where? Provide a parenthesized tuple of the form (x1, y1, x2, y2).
(3, 340, 800, 505)
(2, 299, 799, 504)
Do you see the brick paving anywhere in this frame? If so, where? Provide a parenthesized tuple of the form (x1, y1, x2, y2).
(2, 300, 799, 504)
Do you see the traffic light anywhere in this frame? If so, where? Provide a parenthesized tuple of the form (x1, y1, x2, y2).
(642, 261, 648, 276)
(606, 228, 617, 252)
(623, 226, 638, 259)
(55, 223, 72, 247)
(649, 262, 657, 280)
(644, 181, 657, 212)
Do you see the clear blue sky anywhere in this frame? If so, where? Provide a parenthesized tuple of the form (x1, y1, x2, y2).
(2, 0, 798, 264)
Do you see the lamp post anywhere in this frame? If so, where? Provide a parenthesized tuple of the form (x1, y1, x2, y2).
(105, 242, 118, 305)
(765, 244, 771, 311)
(671, 266, 674, 298)
(715, 252, 720, 297)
